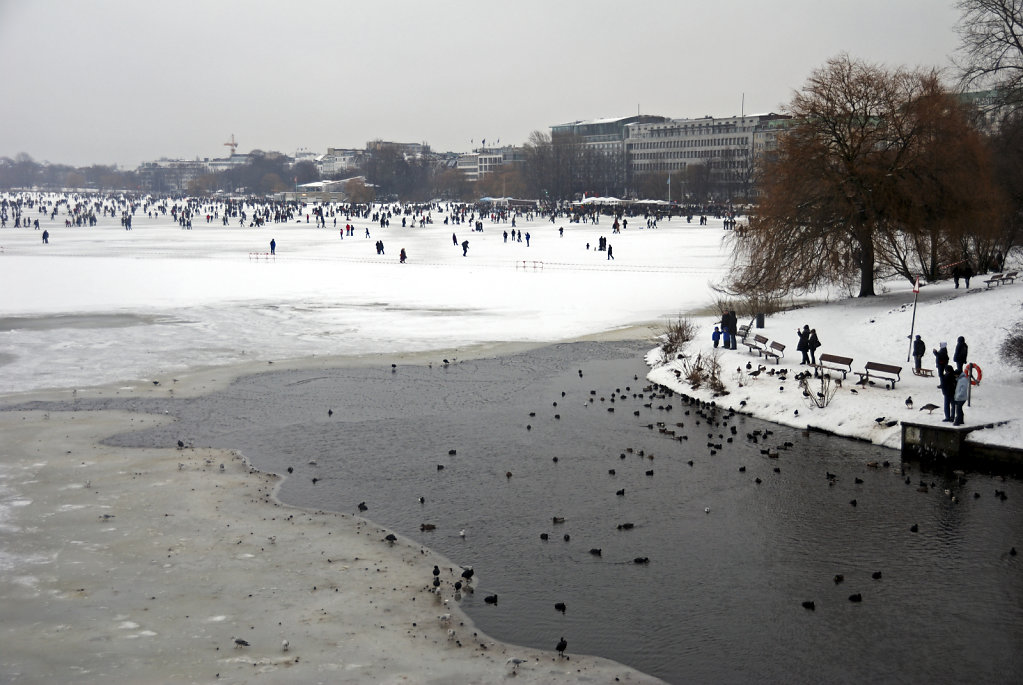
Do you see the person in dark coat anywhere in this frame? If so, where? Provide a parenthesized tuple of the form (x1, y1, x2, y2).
(953, 336, 968, 373)
(963, 262, 974, 288)
(912, 334, 926, 371)
(933, 342, 949, 378)
(808, 328, 821, 365)
(719, 311, 738, 350)
(940, 364, 958, 422)
(796, 325, 811, 365)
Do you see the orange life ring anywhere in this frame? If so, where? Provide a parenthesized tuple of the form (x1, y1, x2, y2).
(966, 362, 982, 385)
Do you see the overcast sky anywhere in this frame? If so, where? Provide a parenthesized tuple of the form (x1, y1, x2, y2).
(0, 0, 964, 168)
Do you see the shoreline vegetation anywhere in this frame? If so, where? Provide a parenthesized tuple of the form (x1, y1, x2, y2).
(0, 333, 666, 685)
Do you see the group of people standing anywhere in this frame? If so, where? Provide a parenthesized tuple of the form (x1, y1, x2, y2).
(915, 335, 971, 425)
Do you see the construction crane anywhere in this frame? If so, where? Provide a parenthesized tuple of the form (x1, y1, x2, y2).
(223, 134, 238, 156)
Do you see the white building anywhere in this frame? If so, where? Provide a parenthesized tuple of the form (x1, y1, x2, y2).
(624, 113, 791, 199)
(455, 146, 525, 183)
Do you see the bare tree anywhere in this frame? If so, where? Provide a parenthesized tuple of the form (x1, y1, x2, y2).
(727, 55, 1003, 298)
(954, 0, 1023, 112)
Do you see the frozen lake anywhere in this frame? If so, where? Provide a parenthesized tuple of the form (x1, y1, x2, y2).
(0, 202, 730, 394)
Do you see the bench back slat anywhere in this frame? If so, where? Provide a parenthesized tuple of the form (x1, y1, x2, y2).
(864, 361, 901, 375)
(819, 353, 853, 366)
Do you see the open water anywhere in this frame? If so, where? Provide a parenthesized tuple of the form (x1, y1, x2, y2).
(23, 341, 1023, 684)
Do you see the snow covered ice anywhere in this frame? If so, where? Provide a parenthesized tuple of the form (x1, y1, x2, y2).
(1, 196, 1021, 451)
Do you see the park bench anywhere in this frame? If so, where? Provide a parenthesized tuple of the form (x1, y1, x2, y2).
(854, 361, 903, 389)
(814, 353, 854, 379)
(736, 324, 750, 342)
(762, 341, 786, 363)
(744, 333, 769, 356)
(1002, 270, 1018, 284)
(985, 273, 1005, 288)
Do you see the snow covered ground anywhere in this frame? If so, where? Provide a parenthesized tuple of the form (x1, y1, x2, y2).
(1, 196, 1020, 451)
(649, 277, 1023, 451)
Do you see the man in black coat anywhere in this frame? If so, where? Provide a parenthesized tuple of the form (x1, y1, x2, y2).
(912, 334, 926, 372)
(933, 342, 949, 378)
(720, 311, 738, 350)
(953, 336, 968, 373)
(940, 364, 958, 422)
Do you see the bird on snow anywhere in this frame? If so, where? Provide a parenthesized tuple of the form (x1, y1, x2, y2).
(918, 403, 940, 414)
(232, 636, 250, 648)
(507, 657, 527, 672)
(905, 396, 913, 409)
(556, 636, 568, 657)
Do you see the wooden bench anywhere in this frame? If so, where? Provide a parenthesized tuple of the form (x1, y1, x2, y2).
(814, 353, 853, 379)
(762, 341, 786, 363)
(854, 361, 903, 389)
(1002, 270, 1018, 284)
(744, 333, 769, 355)
(736, 324, 750, 342)
(985, 273, 1005, 288)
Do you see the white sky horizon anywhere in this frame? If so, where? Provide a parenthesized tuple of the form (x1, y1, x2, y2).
(0, 0, 963, 168)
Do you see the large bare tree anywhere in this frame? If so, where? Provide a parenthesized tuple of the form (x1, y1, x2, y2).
(727, 55, 1002, 298)
(955, 0, 1023, 112)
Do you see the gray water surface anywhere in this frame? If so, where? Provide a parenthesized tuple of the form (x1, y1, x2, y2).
(23, 341, 1022, 684)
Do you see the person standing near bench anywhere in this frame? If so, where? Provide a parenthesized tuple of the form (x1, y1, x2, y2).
(719, 310, 737, 351)
(797, 325, 811, 365)
(808, 328, 821, 365)
(912, 334, 926, 372)
(953, 336, 968, 374)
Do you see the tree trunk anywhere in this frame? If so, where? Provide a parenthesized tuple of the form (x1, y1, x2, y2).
(857, 231, 876, 297)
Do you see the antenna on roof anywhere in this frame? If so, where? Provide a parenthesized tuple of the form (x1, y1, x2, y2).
(741, 93, 745, 118)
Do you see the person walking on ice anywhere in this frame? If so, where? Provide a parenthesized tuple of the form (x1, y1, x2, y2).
(270, 238, 275, 255)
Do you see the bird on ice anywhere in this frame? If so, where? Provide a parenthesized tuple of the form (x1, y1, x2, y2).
(556, 636, 568, 657)
(232, 636, 250, 648)
(281, 639, 289, 652)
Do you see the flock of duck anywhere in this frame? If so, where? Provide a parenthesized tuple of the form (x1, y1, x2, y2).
(259, 359, 1015, 671)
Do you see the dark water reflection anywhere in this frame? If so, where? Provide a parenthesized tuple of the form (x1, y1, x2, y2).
(47, 342, 1023, 684)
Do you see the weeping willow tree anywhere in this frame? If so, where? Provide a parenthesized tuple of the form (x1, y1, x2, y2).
(727, 54, 1004, 298)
